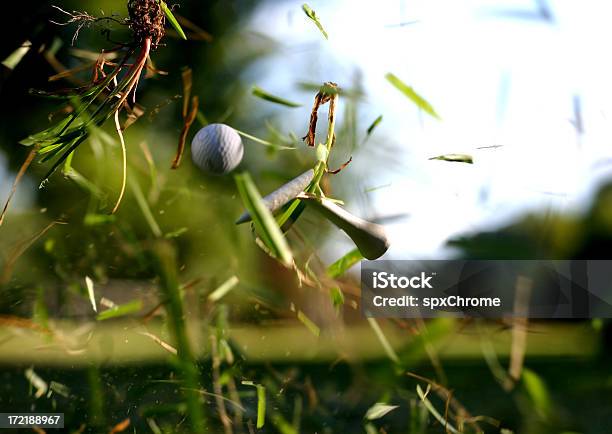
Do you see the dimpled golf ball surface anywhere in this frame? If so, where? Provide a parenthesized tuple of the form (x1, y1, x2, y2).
(191, 123, 244, 174)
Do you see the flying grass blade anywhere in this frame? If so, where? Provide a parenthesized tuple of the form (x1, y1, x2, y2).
(252, 86, 301, 108)
(85, 276, 97, 313)
(326, 248, 363, 278)
(164, 227, 188, 239)
(234, 128, 296, 150)
(39, 134, 89, 186)
(235, 172, 293, 267)
(386, 73, 440, 119)
(429, 154, 474, 164)
(130, 177, 163, 238)
(67, 169, 105, 199)
(236, 169, 314, 224)
(160, 1, 187, 40)
(2, 41, 31, 70)
(25, 368, 47, 398)
(277, 197, 307, 232)
(208, 276, 240, 302)
(364, 183, 393, 194)
(329, 286, 345, 312)
(522, 368, 552, 419)
(365, 403, 399, 421)
(84, 214, 116, 226)
(297, 310, 320, 337)
(138, 331, 178, 355)
(62, 150, 75, 174)
(367, 318, 400, 363)
(20, 117, 74, 146)
(24, 65, 120, 148)
(242, 381, 266, 429)
(416, 384, 461, 434)
(302, 4, 329, 39)
(49, 381, 70, 398)
(366, 115, 383, 136)
(96, 299, 143, 321)
(264, 121, 300, 150)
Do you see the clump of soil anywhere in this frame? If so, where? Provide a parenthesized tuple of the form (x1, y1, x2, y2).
(128, 0, 166, 48)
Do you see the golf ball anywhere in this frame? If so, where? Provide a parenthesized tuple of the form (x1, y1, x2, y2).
(191, 123, 244, 174)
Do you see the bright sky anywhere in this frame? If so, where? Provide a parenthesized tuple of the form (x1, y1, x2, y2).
(246, 0, 612, 258)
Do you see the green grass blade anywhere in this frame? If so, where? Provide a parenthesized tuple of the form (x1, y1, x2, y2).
(38, 141, 70, 156)
(429, 153, 474, 164)
(522, 368, 552, 419)
(25, 368, 47, 398)
(256, 384, 266, 429)
(65, 169, 105, 200)
(24, 67, 120, 152)
(367, 318, 399, 364)
(152, 242, 207, 431)
(329, 286, 345, 312)
(96, 300, 143, 321)
(130, 177, 163, 238)
(327, 248, 363, 278)
(277, 198, 306, 232)
(242, 381, 266, 429)
(84, 214, 116, 226)
(164, 227, 188, 239)
(49, 381, 70, 398)
(416, 384, 461, 434)
(57, 68, 123, 138)
(302, 4, 328, 39)
(252, 86, 301, 108)
(62, 150, 75, 174)
(366, 115, 383, 136)
(297, 310, 320, 337)
(234, 128, 296, 150)
(270, 412, 298, 434)
(39, 134, 89, 187)
(364, 183, 392, 193)
(160, 1, 187, 40)
(208, 276, 240, 302)
(235, 172, 293, 267)
(386, 73, 440, 119)
(85, 276, 97, 313)
(20, 117, 74, 146)
(2, 41, 31, 70)
(365, 403, 399, 421)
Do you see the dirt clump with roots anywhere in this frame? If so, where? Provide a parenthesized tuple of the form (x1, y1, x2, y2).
(128, 0, 166, 48)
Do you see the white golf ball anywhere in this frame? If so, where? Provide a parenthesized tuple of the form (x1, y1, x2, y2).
(191, 123, 244, 174)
